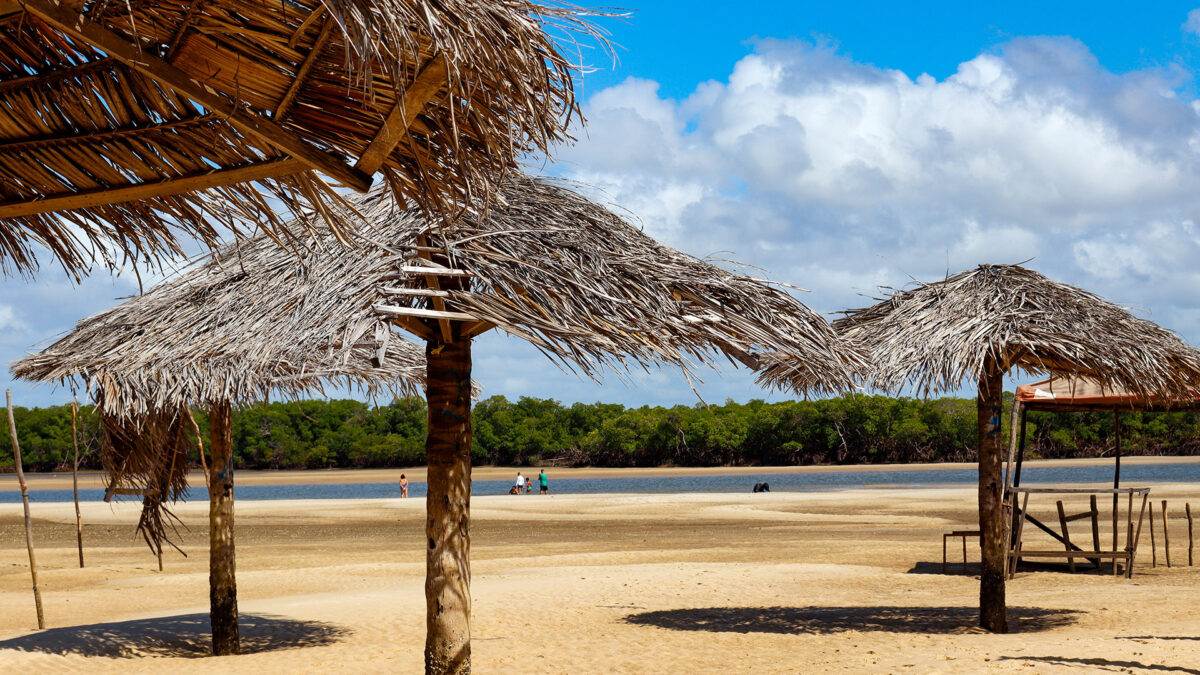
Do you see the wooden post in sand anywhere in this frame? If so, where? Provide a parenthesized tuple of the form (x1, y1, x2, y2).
(1149, 501, 1157, 567)
(1162, 501, 1171, 568)
(71, 398, 84, 568)
(424, 334, 474, 675)
(1187, 503, 1194, 566)
(7, 389, 45, 629)
(976, 355, 1007, 633)
(208, 401, 239, 655)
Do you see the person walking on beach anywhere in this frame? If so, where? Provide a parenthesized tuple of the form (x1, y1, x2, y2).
(515, 472, 526, 495)
(539, 469, 549, 495)
(399, 474, 409, 498)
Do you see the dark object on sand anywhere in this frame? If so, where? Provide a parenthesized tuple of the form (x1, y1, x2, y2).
(753, 482, 770, 493)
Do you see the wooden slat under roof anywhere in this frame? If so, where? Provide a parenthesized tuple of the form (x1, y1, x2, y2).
(0, 0, 609, 277)
(1016, 375, 1200, 412)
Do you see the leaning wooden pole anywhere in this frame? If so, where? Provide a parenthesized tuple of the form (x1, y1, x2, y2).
(71, 398, 84, 568)
(7, 389, 45, 629)
(976, 354, 1007, 633)
(208, 401, 240, 655)
(1187, 503, 1194, 566)
(424, 333, 473, 675)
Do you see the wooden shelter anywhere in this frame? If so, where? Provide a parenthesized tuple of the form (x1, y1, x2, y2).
(0, 0, 609, 277)
(758, 264, 1200, 633)
(122, 173, 866, 673)
(1005, 375, 1200, 576)
(11, 249, 433, 655)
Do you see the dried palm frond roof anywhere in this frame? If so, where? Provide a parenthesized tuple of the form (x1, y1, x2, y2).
(758, 264, 1200, 399)
(82, 173, 862, 394)
(10, 245, 430, 416)
(0, 0, 614, 277)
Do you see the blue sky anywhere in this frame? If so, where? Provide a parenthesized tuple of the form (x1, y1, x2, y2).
(582, 1, 1200, 97)
(8, 2, 1200, 409)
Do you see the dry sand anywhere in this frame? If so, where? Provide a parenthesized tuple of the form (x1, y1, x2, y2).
(1, 474, 1199, 673)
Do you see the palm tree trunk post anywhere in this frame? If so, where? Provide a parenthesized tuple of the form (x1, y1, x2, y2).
(977, 353, 1008, 633)
(208, 401, 240, 655)
(424, 335, 473, 675)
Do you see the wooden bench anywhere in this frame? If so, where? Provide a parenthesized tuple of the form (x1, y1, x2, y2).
(943, 530, 980, 574)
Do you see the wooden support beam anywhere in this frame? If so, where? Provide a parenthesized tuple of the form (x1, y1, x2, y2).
(415, 234, 453, 343)
(0, 0, 23, 17)
(0, 57, 116, 94)
(21, 0, 372, 192)
(355, 56, 448, 174)
(388, 315, 436, 342)
(460, 321, 495, 339)
(0, 115, 212, 153)
(0, 158, 303, 218)
(274, 17, 334, 120)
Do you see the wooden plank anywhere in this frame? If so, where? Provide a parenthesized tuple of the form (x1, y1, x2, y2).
(274, 17, 334, 120)
(355, 56, 448, 174)
(1013, 550, 1132, 559)
(0, 159, 303, 218)
(1149, 500, 1157, 567)
(1090, 494, 1101, 569)
(0, 0, 22, 17)
(21, 0, 372, 192)
(415, 233, 453, 343)
(380, 287, 451, 298)
(399, 265, 473, 277)
(374, 304, 476, 322)
(1013, 487, 1150, 495)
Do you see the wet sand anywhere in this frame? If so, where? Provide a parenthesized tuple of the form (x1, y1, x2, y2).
(1, 480, 1199, 673)
(5, 455, 1197, 492)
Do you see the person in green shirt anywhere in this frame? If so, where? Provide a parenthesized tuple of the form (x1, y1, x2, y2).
(538, 469, 549, 495)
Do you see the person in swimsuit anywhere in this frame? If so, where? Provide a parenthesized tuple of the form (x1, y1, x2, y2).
(399, 474, 409, 498)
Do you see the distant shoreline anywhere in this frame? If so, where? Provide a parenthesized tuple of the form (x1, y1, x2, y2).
(3, 455, 1197, 491)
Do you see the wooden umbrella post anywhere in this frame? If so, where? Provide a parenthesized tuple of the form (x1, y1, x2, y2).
(208, 401, 240, 655)
(1149, 502, 1157, 567)
(976, 355, 1007, 633)
(71, 397, 83, 568)
(424, 333, 473, 675)
(7, 389, 45, 629)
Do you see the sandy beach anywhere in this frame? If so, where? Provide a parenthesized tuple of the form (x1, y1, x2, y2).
(2, 472, 1199, 673)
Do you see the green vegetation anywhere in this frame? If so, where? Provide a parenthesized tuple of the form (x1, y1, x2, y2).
(3, 394, 1199, 473)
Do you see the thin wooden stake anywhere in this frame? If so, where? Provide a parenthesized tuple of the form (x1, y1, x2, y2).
(7, 389, 45, 629)
(1149, 501, 1156, 567)
(1162, 500, 1171, 568)
(71, 397, 83, 568)
(1187, 503, 1194, 566)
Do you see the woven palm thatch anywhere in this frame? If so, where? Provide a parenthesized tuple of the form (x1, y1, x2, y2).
(758, 264, 1200, 400)
(11, 255, 430, 418)
(0, 0, 612, 277)
(127, 174, 865, 392)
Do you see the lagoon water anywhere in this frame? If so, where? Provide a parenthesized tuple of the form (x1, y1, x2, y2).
(4, 459, 1199, 504)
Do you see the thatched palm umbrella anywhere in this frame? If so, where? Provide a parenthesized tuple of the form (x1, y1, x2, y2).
(0, 0, 609, 277)
(758, 263, 1200, 633)
(167, 174, 866, 673)
(12, 252, 432, 655)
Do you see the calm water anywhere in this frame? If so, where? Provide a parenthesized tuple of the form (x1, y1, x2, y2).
(4, 460, 1199, 504)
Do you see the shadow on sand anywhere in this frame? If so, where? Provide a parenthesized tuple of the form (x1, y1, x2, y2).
(907, 560, 1109, 576)
(998, 656, 1200, 674)
(0, 613, 349, 658)
(625, 605, 1079, 635)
